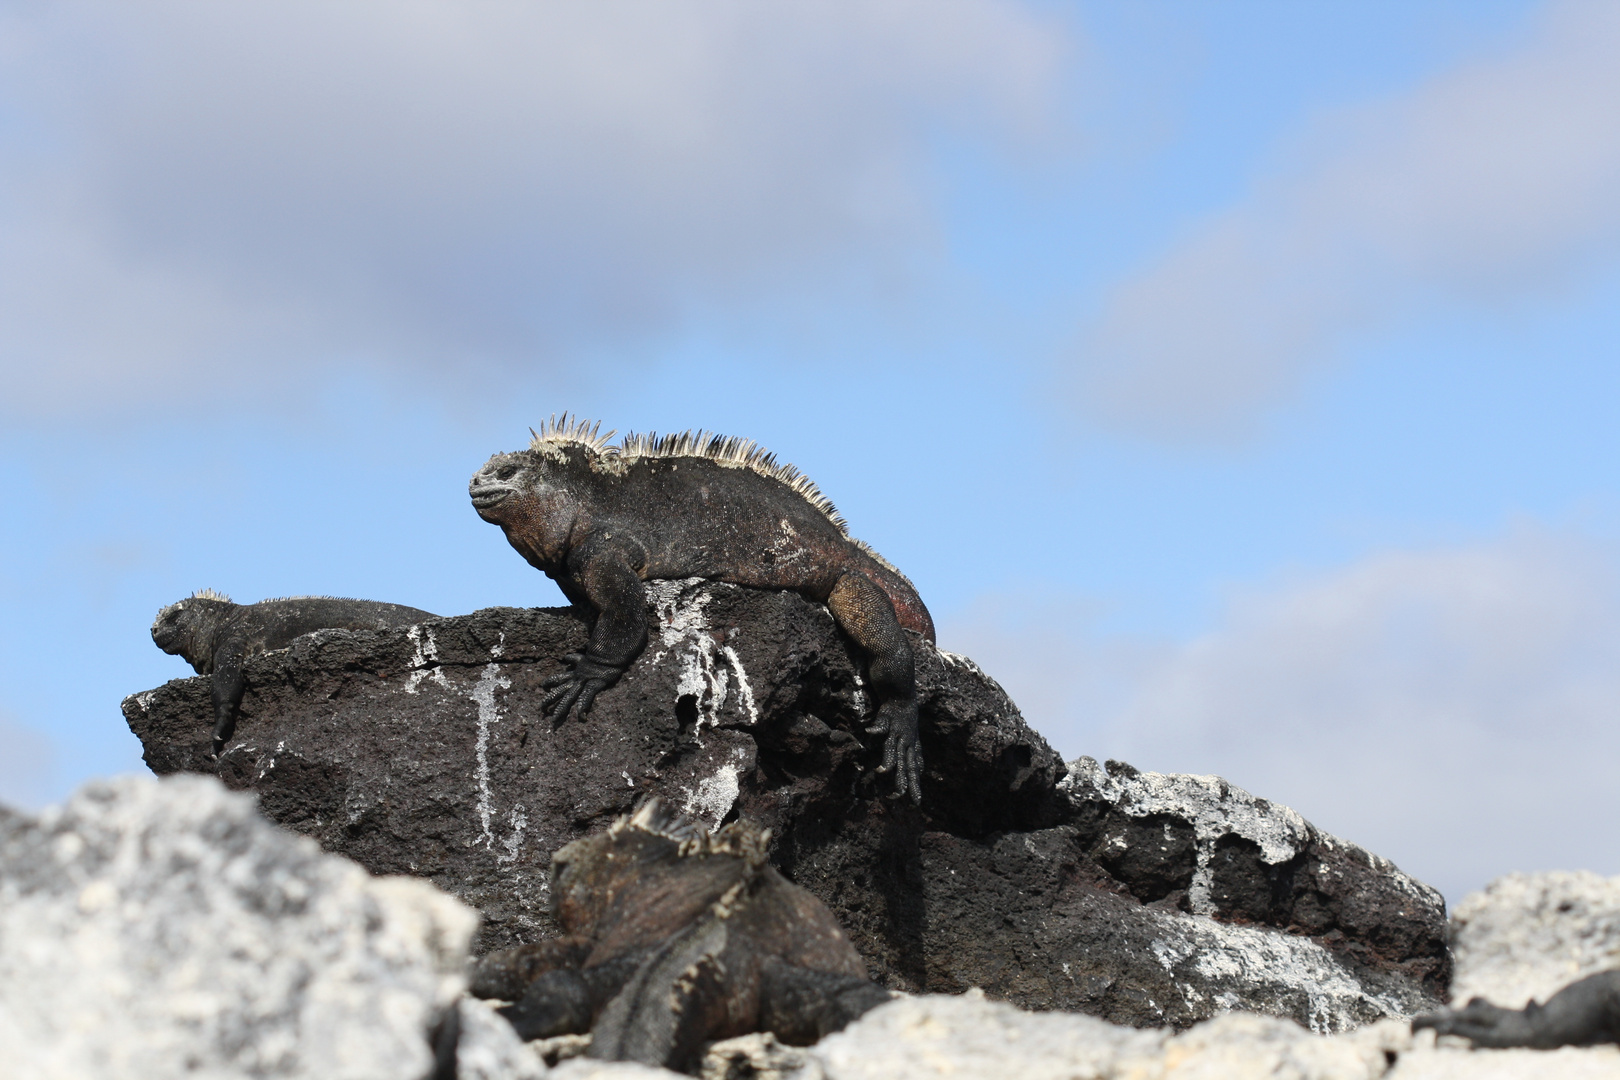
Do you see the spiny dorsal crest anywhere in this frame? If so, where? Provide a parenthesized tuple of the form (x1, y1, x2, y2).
(260, 594, 354, 603)
(529, 413, 618, 456)
(613, 798, 771, 866)
(527, 415, 848, 534)
(191, 588, 232, 602)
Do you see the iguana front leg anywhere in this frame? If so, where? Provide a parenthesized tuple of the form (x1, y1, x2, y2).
(828, 572, 922, 804)
(209, 638, 248, 757)
(470, 937, 592, 1001)
(479, 944, 648, 1042)
(542, 536, 649, 723)
(758, 958, 892, 1044)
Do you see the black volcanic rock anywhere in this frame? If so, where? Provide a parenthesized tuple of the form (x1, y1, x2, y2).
(124, 579, 1447, 1031)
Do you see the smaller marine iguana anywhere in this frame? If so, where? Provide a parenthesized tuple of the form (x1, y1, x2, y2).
(151, 590, 439, 756)
(470, 799, 890, 1073)
(469, 417, 935, 802)
(1413, 970, 1620, 1049)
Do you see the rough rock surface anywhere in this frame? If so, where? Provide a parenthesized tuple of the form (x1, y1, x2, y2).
(457, 998, 547, 1080)
(772, 992, 1620, 1080)
(1445, 871, 1620, 1010)
(754, 875, 1620, 1080)
(125, 581, 1446, 1031)
(0, 773, 544, 1080)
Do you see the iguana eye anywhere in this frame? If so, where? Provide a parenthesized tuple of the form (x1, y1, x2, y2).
(497, 464, 519, 481)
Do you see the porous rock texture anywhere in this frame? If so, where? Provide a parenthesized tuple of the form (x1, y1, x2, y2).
(124, 580, 1447, 1032)
(733, 874, 1620, 1080)
(0, 773, 543, 1080)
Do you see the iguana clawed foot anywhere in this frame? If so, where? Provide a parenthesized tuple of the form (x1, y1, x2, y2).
(1413, 999, 1537, 1047)
(866, 700, 922, 805)
(541, 653, 625, 722)
(1413, 971, 1620, 1049)
(210, 709, 237, 759)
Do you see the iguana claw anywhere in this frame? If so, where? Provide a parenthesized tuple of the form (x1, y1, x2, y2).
(542, 652, 625, 722)
(867, 700, 922, 804)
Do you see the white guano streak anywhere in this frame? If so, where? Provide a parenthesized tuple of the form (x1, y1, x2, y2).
(644, 580, 760, 738)
(470, 662, 512, 850)
(404, 625, 448, 693)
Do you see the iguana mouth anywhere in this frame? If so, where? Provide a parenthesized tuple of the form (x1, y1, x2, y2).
(469, 484, 514, 512)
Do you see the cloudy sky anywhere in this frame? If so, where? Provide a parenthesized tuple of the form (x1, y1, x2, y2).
(4, 0, 1619, 906)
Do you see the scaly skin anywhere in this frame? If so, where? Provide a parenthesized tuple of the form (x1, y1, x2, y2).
(152, 594, 439, 756)
(1412, 971, 1620, 1048)
(470, 799, 890, 1072)
(468, 427, 935, 802)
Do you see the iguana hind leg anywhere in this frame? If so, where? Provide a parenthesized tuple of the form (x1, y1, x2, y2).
(828, 572, 921, 804)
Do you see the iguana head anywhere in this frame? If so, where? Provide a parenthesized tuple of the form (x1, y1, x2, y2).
(467, 450, 531, 517)
(547, 801, 686, 936)
(151, 590, 232, 673)
(547, 799, 769, 935)
(469, 440, 591, 568)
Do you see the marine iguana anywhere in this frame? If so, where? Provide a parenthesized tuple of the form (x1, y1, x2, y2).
(151, 590, 439, 756)
(468, 416, 935, 802)
(470, 799, 890, 1072)
(1413, 970, 1620, 1049)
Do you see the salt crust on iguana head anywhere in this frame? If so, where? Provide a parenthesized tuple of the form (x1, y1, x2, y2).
(527, 413, 909, 581)
(608, 798, 774, 866)
(152, 588, 231, 629)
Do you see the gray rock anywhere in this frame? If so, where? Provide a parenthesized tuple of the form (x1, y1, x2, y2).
(1445, 871, 1620, 1010)
(805, 993, 1398, 1080)
(799, 992, 1620, 1079)
(0, 773, 510, 1080)
(550, 1063, 683, 1080)
(124, 582, 1445, 1030)
(456, 998, 548, 1080)
(700, 1033, 813, 1080)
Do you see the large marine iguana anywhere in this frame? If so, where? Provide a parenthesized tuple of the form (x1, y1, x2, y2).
(468, 416, 935, 802)
(470, 798, 890, 1072)
(1413, 971, 1620, 1049)
(151, 590, 439, 756)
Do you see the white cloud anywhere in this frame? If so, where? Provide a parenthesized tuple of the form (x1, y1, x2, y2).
(939, 589, 1168, 738)
(0, 0, 1065, 415)
(951, 528, 1620, 904)
(1072, 0, 1620, 439)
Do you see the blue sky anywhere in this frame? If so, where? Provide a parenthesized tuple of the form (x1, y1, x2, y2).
(5, 0, 1619, 905)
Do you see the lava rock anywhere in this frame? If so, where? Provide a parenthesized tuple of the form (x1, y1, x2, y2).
(1059, 758, 1452, 1005)
(125, 580, 1446, 1031)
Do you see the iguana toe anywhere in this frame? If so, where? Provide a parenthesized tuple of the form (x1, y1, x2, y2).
(542, 654, 624, 722)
